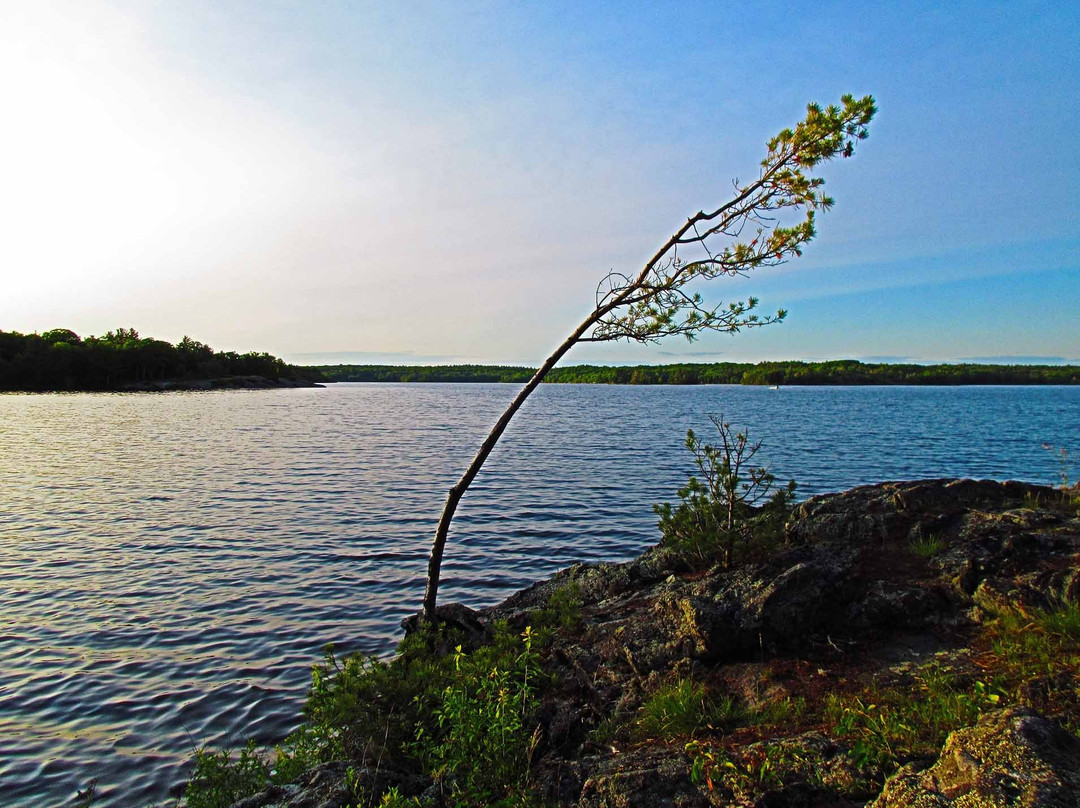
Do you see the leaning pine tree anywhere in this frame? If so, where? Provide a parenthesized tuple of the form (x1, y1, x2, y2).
(422, 94, 877, 621)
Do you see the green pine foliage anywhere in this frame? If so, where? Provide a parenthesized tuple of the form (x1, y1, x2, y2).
(655, 416, 796, 567)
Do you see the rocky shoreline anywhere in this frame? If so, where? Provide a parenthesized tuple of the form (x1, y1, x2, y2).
(210, 478, 1080, 808)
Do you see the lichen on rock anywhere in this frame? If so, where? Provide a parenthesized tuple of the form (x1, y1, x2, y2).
(870, 708, 1080, 808)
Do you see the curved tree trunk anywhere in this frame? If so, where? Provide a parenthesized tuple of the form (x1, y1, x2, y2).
(421, 313, 601, 620)
(420, 212, 762, 621)
(421, 206, 725, 620)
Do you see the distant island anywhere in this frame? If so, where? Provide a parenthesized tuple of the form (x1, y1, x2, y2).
(0, 328, 325, 392)
(307, 359, 1080, 385)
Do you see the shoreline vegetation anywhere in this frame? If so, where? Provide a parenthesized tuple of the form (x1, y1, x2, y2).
(0, 328, 325, 392)
(182, 477, 1080, 808)
(308, 359, 1080, 386)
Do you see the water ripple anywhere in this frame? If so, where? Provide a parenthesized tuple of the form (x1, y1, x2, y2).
(0, 383, 1076, 805)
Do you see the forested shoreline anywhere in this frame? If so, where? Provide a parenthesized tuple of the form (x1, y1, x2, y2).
(309, 359, 1080, 385)
(0, 328, 323, 391)
(6, 332, 1077, 391)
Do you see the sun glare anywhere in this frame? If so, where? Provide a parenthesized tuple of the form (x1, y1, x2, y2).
(0, 2, 329, 313)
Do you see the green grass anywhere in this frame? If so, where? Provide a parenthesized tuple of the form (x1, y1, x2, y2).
(989, 602, 1079, 677)
(636, 678, 741, 738)
(375, 787, 429, 807)
(983, 598, 1080, 735)
(823, 664, 999, 772)
(750, 696, 807, 727)
(1022, 490, 1044, 510)
(677, 595, 1080, 800)
(907, 533, 946, 558)
(637, 682, 807, 744)
(1036, 600, 1080, 642)
(820, 599, 1080, 775)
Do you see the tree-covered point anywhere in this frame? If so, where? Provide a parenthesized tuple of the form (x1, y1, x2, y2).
(0, 328, 323, 391)
(309, 359, 1079, 386)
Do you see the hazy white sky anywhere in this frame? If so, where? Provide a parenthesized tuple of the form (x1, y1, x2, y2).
(2, 0, 1078, 364)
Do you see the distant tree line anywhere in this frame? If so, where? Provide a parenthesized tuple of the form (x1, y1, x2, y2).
(737, 360, 1080, 385)
(311, 364, 539, 383)
(0, 328, 321, 391)
(310, 359, 1080, 386)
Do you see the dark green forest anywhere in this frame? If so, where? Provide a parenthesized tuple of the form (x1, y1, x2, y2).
(0, 328, 321, 391)
(310, 359, 1080, 385)
(7, 334, 1076, 391)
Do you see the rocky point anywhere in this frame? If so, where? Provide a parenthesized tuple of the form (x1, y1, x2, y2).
(224, 479, 1080, 807)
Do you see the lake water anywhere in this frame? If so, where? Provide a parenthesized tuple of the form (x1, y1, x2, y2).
(1, 383, 1076, 806)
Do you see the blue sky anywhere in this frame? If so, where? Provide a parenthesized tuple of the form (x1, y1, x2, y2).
(1, 0, 1077, 365)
